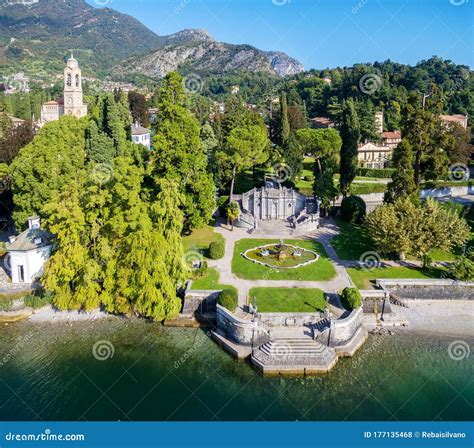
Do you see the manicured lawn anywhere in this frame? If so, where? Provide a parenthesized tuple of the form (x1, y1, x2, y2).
(347, 266, 448, 290)
(250, 287, 327, 313)
(331, 218, 375, 261)
(350, 183, 387, 195)
(190, 268, 237, 294)
(232, 239, 336, 281)
(182, 223, 224, 259)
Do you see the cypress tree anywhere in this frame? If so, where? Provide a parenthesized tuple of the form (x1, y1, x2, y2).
(339, 99, 360, 197)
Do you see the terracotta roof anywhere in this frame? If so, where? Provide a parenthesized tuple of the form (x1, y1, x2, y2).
(131, 124, 150, 136)
(440, 114, 467, 123)
(382, 131, 401, 139)
(310, 117, 334, 126)
(43, 100, 59, 106)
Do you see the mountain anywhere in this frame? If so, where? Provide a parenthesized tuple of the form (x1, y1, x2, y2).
(115, 29, 304, 79)
(0, 0, 161, 74)
(0, 0, 304, 79)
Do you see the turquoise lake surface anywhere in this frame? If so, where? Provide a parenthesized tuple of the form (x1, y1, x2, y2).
(0, 319, 472, 421)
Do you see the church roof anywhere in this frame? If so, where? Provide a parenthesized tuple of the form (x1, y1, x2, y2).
(7, 228, 53, 252)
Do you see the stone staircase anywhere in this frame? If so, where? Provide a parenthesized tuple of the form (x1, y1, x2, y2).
(251, 335, 338, 375)
(259, 338, 329, 357)
(313, 318, 331, 334)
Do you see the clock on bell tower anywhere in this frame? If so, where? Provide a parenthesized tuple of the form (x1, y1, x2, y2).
(63, 54, 88, 118)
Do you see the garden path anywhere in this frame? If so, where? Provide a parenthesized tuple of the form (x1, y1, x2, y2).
(207, 220, 354, 306)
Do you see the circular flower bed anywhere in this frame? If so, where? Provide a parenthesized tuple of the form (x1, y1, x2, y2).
(242, 242, 319, 269)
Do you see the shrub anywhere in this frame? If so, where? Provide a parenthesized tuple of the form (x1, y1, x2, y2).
(24, 293, 53, 309)
(449, 256, 474, 281)
(209, 240, 225, 260)
(340, 195, 366, 223)
(218, 288, 238, 312)
(217, 196, 229, 217)
(193, 261, 208, 279)
(341, 287, 362, 310)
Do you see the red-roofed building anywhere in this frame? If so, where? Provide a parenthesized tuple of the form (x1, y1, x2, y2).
(310, 117, 335, 129)
(440, 114, 468, 130)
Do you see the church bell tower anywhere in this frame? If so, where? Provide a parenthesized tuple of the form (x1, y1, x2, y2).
(63, 54, 88, 118)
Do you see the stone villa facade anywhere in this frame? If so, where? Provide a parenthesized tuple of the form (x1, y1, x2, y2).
(40, 55, 88, 125)
(232, 180, 320, 231)
(358, 111, 402, 169)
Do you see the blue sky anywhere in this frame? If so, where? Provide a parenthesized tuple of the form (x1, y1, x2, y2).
(87, 0, 473, 69)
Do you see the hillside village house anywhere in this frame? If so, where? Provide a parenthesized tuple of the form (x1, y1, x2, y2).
(131, 123, 151, 149)
(310, 117, 335, 129)
(440, 114, 468, 130)
(357, 111, 402, 169)
(6, 217, 53, 284)
(40, 55, 88, 125)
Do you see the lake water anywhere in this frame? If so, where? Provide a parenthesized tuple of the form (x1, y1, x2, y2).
(0, 319, 472, 421)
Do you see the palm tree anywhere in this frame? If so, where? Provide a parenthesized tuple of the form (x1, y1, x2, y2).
(226, 202, 240, 231)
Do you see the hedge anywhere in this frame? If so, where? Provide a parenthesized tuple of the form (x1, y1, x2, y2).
(341, 287, 362, 310)
(218, 289, 238, 312)
(356, 168, 395, 178)
(340, 196, 367, 224)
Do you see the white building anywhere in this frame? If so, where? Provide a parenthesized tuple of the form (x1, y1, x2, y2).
(131, 123, 151, 149)
(6, 217, 53, 284)
(40, 54, 88, 125)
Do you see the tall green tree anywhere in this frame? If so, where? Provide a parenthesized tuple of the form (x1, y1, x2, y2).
(85, 120, 115, 164)
(151, 72, 215, 230)
(366, 198, 469, 265)
(280, 91, 291, 145)
(11, 116, 87, 227)
(384, 139, 418, 203)
(225, 125, 269, 199)
(339, 99, 361, 197)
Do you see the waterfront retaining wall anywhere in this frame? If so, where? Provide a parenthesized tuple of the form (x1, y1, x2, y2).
(216, 305, 269, 347)
(377, 279, 474, 301)
(330, 308, 364, 346)
(181, 289, 221, 318)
